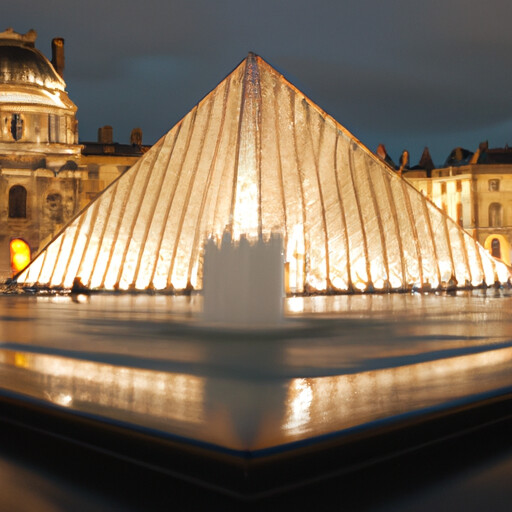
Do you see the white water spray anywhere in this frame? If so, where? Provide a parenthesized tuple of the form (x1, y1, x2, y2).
(202, 232, 284, 327)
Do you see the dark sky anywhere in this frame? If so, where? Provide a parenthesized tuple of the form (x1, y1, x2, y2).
(6, 0, 512, 165)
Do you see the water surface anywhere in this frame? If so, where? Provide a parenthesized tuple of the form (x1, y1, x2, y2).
(1, 290, 511, 451)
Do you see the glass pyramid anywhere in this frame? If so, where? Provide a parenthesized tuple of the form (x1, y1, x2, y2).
(16, 54, 511, 292)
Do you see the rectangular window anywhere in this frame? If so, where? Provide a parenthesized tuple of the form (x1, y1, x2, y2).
(48, 114, 60, 143)
(441, 182, 447, 213)
(488, 179, 500, 192)
(457, 202, 463, 227)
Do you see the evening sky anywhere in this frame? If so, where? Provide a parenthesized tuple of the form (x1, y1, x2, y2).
(5, 0, 512, 165)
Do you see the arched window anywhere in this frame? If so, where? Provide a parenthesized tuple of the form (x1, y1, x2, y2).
(489, 203, 502, 228)
(9, 185, 27, 218)
(491, 238, 501, 259)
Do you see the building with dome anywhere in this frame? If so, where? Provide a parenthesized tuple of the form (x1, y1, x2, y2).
(0, 29, 78, 153)
(0, 28, 149, 280)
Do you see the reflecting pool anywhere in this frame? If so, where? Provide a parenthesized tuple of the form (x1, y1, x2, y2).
(1, 290, 511, 452)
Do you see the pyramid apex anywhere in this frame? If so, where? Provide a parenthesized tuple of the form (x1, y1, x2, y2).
(246, 52, 260, 66)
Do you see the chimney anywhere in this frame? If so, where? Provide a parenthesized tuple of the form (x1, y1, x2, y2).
(98, 125, 113, 144)
(398, 150, 409, 176)
(376, 143, 387, 160)
(130, 127, 143, 146)
(52, 38, 65, 78)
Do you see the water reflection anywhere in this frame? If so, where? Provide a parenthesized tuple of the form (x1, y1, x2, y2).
(284, 346, 512, 443)
(0, 292, 512, 452)
(1, 349, 203, 419)
(2, 341, 512, 451)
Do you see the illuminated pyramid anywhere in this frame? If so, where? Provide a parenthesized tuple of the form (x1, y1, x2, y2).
(16, 54, 510, 292)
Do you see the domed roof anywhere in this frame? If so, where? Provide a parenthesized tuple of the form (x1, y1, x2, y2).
(0, 28, 65, 92)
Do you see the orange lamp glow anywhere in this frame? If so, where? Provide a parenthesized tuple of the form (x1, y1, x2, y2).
(10, 238, 31, 274)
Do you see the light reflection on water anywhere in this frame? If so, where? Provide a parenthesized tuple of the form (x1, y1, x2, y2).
(0, 290, 512, 451)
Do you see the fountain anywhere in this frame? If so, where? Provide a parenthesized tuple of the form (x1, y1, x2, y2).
(202, 232, 284, 327)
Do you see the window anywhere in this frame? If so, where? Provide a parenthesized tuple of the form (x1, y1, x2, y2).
(489, 203, 502, 228)
(456, 202, 463, 227)
(48, 114, 60, 143)
(441, 182, 447, 213)
(46, 193, 63, 223)
(491, 238, 501, 259)
(11, 113, 23, 141)
(9, 185, 27, 218)
(489, 179, 500, 192)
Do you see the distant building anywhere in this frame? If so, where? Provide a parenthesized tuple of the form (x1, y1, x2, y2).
(377, 142, 512, 266)
(0, 29, 149, 279)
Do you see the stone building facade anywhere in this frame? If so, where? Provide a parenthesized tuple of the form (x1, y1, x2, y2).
(393, 145, 512, 266)
(0, 29, 148, 279)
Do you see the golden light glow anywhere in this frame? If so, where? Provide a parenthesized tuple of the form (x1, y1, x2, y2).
(284, 378, 313, 433)
(4, 349, 205, 424)
(16, 54, 512, 292)
(10, 238, 30, 274)
(284, 346, 512, 440)
(484, 234, 511, 266)
(0, 90, 68, 108)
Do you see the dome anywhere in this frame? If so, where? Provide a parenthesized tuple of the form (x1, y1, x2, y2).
(0, 29, 75, 112)
(0, 45, 65, 91)
(0, 29, 65, 92)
